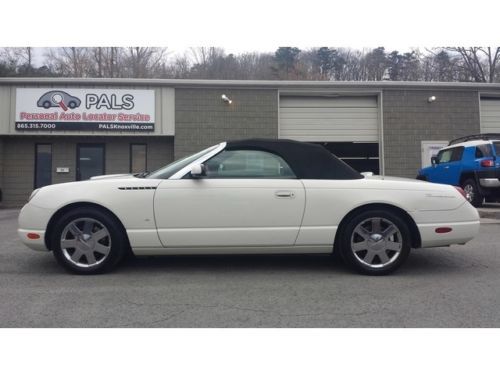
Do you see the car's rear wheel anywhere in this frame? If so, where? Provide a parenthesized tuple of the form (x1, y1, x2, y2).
(340, 210, 411, 275)
(462, 179, 483, 207)
(68, 101, 77, 109)
(43, 100, 51, 109)
(51, 207, 126, 274)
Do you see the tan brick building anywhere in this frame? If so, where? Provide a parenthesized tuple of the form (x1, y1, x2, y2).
(1, 78, 500, 207)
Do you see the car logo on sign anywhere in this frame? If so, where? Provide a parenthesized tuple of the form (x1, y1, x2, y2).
(37, 90, 82, 111)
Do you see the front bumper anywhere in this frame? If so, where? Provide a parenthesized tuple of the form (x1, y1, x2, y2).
(18, 229, 48, 251)
(18, 202, 54, 252)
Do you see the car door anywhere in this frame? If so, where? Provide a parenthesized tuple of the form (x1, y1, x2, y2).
(428, 147, 463, 185)
(154, 149, 306, 248)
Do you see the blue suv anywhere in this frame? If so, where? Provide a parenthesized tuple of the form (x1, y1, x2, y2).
(417, 134, 500, 207)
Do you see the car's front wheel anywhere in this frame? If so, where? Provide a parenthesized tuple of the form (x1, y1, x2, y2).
(50, 207, 127, 274)
(339, 210, 411, 275)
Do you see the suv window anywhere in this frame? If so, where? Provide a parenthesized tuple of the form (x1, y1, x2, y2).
(437, 147, 464, 163)
(202, 150, 296, 178)
(475, 144, 493, 158)
(494, 142, 500, 156)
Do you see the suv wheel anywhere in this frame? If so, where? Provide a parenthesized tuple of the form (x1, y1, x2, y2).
(462, 179, 483, 207)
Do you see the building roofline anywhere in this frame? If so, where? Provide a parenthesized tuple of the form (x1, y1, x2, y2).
(1, 77, 500, 90)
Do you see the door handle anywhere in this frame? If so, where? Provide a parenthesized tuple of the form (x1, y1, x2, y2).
(275, 190, 294, 198)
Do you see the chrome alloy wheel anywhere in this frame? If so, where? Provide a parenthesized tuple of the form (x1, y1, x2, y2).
(463, 184, 474, 203)
(60, 218, 112, 268)
(350, 217, 403, 269)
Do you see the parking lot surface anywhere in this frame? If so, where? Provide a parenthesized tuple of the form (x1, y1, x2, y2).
(1, 208, 499, 327)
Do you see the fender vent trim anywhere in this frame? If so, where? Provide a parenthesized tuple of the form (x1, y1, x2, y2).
(118, 186, 157, 190)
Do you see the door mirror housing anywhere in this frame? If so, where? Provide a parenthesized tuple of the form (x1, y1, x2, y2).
(431, 156, 438, 166)
(190, 164, 206, 178)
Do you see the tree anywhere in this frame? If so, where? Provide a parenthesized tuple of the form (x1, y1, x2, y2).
(273, 47, 301, 79)
(122, 47, 167, 78)
(363, 47, 388, 81)
(446, 47, 500, 83)
(45, 47, 92, 77)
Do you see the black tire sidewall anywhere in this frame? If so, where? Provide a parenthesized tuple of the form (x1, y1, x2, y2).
(340, 209, 411, 276)
(462, 179, 483, 207)
(51, 207, 126, 274)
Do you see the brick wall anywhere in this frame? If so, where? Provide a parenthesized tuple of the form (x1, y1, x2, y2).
(0, 138, 4, 203)
(175, 88, 278, 158)
(0, 136, 174, 207)
(382, 89, 480, 178)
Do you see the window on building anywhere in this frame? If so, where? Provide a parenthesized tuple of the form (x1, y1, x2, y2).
(130, 144, 147, 173)
(35, 144, 52, 188)
(201, 150, 296, 179)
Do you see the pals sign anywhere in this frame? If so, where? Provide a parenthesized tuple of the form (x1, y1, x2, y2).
(15, 88, 155, 132)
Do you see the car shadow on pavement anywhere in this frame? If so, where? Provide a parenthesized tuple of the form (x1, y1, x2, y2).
(120, 254, 351, 275)
(16, 247, 479, 277)
(114, 249, 472, 277)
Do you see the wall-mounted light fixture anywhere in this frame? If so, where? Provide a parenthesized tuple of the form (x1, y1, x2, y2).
(427, 96, 437, 103)
(221, 94, 232, 104)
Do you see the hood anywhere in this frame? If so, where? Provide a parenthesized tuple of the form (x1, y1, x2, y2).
(90, 174, 136, 180)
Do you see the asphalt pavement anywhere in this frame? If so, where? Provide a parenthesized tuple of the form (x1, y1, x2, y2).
(1, 208, 499, 327)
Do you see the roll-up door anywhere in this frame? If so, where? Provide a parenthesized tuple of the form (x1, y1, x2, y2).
(279, 96, 379, 142)
(480, 98, 500, 133)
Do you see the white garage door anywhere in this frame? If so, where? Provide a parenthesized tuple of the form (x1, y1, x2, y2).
(279, 96, 379, 142)
(480, 98, 500, 133)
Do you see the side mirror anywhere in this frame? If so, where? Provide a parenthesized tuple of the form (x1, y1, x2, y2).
(190, 164, 206, 178)
(431, 156, 438, 166)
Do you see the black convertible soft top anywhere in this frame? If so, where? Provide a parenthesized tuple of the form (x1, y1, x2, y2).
(225, 139, 363, 180)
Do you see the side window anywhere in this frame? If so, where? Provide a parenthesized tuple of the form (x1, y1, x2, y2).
(450, 147, 464, 162)
(202, 150, 296, 179)
(437, 149, 453, 163)
(475, 144, 493, 159)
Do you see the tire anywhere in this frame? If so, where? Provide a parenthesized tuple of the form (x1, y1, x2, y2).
(339, 209, 411, 276)
(43, 101, 51, 109)
(50, 207, 127, 274)
(416, 175, 427, 181)
(461, 179, 483, 207)
(68, 101, 77, 109)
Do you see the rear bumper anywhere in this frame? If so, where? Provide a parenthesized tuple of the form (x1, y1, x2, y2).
(417, 220, 480, 248)
(479, 178, 500, 188)
(412, 200, 480, 248)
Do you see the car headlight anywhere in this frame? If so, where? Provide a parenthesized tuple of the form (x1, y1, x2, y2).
(29, 188, 40, 202)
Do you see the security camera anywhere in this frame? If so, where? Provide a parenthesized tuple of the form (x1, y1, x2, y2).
(221, 94, 232, 104)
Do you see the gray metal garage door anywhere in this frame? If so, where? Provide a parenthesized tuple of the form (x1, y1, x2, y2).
(480, 98, 500, 133)
(279, 96, 379, 142)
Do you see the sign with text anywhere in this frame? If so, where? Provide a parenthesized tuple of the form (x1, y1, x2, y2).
(15, 88, 155, 132)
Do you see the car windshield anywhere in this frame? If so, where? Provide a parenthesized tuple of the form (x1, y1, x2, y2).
(146, 145, 219, 179)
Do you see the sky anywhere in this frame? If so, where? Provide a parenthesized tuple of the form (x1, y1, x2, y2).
(3, 0, 499, 64)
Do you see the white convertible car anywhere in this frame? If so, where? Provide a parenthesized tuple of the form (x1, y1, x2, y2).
(18, 139, 480, 275)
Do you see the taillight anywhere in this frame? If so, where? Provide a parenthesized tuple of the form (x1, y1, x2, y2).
(454, 186, 467, 199)
(481, 159, 495, 167)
